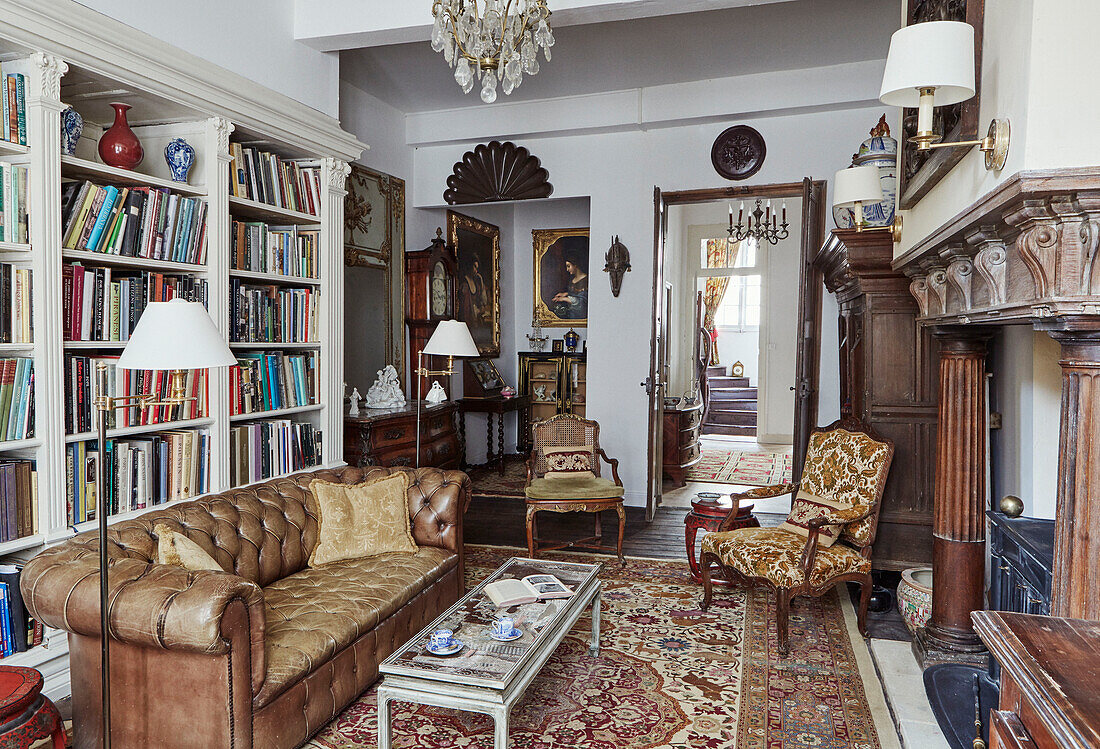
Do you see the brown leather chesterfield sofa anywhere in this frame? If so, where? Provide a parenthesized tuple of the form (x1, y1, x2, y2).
(21, 465, 470, 749)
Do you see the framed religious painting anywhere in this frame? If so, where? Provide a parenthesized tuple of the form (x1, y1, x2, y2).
(533, 228, 590, 327)
(448, 210, 501, 356)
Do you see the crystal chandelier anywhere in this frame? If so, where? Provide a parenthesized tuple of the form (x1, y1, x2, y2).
(431, 0, 555, 104)
(728, 198, 789, 246)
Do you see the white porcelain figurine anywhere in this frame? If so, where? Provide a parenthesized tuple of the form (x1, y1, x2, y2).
(425, 380, 448, 405)
(364, 364, 406, 409)
(348, 387, 362, 417)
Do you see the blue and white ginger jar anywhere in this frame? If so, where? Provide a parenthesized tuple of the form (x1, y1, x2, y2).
(60, 106, 83, 156)
(164, 137, 196, 183)
(833, 114, 898, 229)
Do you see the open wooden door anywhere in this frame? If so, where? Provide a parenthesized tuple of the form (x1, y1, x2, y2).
(791, 177, 827, 481)
(643, 186, 667, 521)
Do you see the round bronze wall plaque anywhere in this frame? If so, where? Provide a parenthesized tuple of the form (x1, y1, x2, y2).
(711, 125, 766, 181)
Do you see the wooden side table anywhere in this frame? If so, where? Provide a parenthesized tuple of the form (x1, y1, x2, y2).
(685, 495, 760, 585)
(457, 395, 531, 475)
(0, 665, 65, 749)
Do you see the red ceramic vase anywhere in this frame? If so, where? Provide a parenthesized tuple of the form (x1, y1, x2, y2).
(98, 102, 143, 169)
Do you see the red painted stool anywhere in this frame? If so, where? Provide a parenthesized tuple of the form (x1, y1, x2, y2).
(0, 666, 65, 749)
(685, 494, 760, 585)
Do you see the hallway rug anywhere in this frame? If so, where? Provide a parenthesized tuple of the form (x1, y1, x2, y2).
(686, 448, 793, 486)
(306, 545, 897, 749)
(466, 455, 528, 499)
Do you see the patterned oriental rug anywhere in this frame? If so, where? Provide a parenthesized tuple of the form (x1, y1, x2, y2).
(466, 456, 531, 499)
(687, 449, 793, 486)
(307, 546, 897, 749)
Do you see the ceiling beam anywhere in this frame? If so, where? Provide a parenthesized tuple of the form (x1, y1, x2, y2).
(294, 0, 797, 51)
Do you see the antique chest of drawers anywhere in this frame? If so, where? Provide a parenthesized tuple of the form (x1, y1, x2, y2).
(344, 401, 459, 469)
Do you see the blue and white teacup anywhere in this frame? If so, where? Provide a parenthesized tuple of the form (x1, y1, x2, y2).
(491, 617, 515, 638)
(429, 628, 454, 650)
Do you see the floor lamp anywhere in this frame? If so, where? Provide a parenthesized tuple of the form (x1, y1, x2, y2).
(98, 299, 237, 748)
(414, 320, 480, 467)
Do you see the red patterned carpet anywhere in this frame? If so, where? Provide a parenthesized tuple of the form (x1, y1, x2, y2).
(307, 546, 889, 749)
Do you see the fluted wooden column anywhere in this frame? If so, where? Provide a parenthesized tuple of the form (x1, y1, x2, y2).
(1041, 321, 1100, 618)
(916, 327, 992, 664)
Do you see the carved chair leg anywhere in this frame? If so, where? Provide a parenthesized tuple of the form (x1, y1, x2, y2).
(700, 555, 714, 610)
(526, 505, 538, 558)
(858, 577, 872, 638)
(615, 502, 625, 567)
(777, 589, 791, 657)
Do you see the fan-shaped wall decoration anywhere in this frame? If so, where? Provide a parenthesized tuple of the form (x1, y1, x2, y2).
(443, 140, 553, 205)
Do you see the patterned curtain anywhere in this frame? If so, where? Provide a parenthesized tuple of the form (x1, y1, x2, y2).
(702, 239, 739, 366)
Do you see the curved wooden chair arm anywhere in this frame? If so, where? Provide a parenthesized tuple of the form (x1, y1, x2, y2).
(730, 482, 798, 504)
(716, 495, 745, 531)
(799, 525, 823, 576)
(525, 454, 536, 485)
(597, 448, 622, 486)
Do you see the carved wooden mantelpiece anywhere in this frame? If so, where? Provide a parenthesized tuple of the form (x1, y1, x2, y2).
(893, 168, 1100, 324)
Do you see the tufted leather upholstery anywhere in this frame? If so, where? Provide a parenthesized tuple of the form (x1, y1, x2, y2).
(21, 466, 470, 749)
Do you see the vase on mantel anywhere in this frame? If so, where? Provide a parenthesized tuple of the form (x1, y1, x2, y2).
(98, 102, 143, 170)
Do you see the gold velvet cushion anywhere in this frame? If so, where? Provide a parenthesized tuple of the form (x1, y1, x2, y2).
(154, 523, 225, 572)
(701, 527, 871, 588)
(778, 490, 867, 548)
(799, 428, 891, 546)
(526, 473, 624, 500)
(308, 473, 418, 567)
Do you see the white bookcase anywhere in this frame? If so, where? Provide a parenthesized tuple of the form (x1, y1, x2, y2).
(0, 0, 364, 695)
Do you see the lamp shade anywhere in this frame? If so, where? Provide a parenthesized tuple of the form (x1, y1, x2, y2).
(879, 21, 976, 107)
(423, 320, 480, 357)
(833, 165, 884, 208)
(117, 299, 237, 370)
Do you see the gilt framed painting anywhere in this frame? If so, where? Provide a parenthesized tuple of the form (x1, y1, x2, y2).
(533, 228, 590, 327)
(448, 210, 501, 357)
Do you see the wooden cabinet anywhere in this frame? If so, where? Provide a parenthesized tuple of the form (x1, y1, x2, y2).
(518, 352, 586, 452)
(405, 230, 457, 397)
(988, 512, 1054, 616)
(814, 229, 937, 570)
(663, 401, 703, 486)
(344, 402, 459, 469)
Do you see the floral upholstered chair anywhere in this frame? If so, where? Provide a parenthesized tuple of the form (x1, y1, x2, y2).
(525, 414, 626, 566)
(699, 418, 894, 656)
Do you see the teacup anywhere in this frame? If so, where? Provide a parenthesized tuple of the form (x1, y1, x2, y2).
(491, 617, 515, 638)
(429, 628, 455, 650)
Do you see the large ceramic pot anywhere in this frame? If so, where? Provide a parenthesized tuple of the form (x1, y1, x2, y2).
(98, 102, 143, 170)
(833, 114, 897, 230)
(897, 566, 933, 633)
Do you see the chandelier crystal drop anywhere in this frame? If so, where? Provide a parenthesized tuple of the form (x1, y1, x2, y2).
(431, 0, 554, 103)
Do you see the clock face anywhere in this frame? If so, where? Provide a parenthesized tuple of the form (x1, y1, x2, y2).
(431, 262, 449, 316)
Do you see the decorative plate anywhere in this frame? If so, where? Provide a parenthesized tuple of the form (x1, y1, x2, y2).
(425, 639, 465, 656)
(711, 125, 766, 181)
(489, 627, 523, 642)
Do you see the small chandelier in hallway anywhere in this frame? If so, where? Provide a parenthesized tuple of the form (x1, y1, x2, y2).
(431, 0, 555, 104)
(728, 198, 789, 246)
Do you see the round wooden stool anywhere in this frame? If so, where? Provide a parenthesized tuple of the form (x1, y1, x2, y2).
(685, 495, 760, 585)
(0, 666, 65, 749)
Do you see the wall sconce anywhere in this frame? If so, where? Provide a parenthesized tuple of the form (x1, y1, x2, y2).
(879, 20, 1009, 171)
(833, 165, 902, 242)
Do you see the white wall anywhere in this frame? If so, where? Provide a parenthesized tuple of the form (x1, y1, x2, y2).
(77, 0, 340, 116)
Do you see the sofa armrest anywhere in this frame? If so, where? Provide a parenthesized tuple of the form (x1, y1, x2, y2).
(406, 467, 470, 590)
(22, 546, 267, 691)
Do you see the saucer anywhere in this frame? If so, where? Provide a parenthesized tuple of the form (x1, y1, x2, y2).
(425, 639, 464, 656)
(489, 627, 522, 642)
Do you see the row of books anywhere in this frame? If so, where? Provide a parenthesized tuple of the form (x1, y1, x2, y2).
(61, 180, 209, 264)
(62, 263, 208, 342)
(231, 220, 319, 279)
(0, 263, 31, 343)
(65, 355, 207, 434)
(0, 565, 44, 658)
(230, 352, 317, 416)
(229, 144, 320, 215)
(230, 420, 321, 487)
(0, 161, 28, 244)
(230, 281, 318, 343)
(67, 429, 210, 524)
(0, 460, 36, 543)
(0, 358, 32, 442)
(0, 66, 27, 146)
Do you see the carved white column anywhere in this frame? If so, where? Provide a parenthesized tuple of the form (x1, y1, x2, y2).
(320, 157, 350, 464)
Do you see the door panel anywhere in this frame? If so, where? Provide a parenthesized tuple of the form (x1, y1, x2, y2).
(644, 186, 667, 521)
(792, 178, 827, 481)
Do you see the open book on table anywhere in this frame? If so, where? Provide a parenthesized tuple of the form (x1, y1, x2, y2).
(484, 574, 574, 607)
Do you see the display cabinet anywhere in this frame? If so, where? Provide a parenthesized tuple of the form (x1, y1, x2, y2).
(517, 351, 586, 452)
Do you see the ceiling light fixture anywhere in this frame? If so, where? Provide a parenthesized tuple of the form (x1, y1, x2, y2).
(431, 0, 554, 104)
(728, 198, 789, 246)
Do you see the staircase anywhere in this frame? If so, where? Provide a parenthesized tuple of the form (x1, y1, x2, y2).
(703, 366, 757, 437)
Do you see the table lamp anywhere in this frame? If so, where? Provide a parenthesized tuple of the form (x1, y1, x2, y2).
(96, 298, 236, 748)
(414, 320, 479, 467)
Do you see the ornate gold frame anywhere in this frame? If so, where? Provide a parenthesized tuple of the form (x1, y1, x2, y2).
(533, 227, 589, 328)
(448, 210, 501, 357)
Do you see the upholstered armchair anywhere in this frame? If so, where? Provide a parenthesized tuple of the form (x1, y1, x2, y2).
(699, 418, 894, 655)
(525, 414, 626, 566)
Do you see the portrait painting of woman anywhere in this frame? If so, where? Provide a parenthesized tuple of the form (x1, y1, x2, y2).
(533, 228, 590, 327)
(448, 211, 501, 356)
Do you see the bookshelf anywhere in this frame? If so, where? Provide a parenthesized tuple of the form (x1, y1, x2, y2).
(0, 0, 364, 691)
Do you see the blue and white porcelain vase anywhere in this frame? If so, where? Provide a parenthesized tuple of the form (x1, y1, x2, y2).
(163, 137, 196, 183)
(833, 114, 898, 229)
(60, 106, 83, 156)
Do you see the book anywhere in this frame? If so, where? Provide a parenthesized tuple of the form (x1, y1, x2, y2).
(228, 144, 320, 215)
(230, 281, 318, 343)
(0, 161, 29, 244)
(484, 574, 575, 608)
(0, 565, 27, 652)
(229, 420, 321, 486)
(231, 220, 319, 279)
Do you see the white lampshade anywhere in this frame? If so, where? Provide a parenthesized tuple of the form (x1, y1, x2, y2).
(833, 165, 884, 208)
(879, 21, 976, 107)
(117, 299, 237, 370)
(423, 320, 480, 357)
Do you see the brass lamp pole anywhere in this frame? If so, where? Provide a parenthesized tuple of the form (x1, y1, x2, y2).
(413, 320, 481, 467)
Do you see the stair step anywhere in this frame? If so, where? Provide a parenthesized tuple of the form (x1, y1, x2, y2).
(706, 365, 727, 377)
(709, 403, 758, 415)
(702, 424, 757, 437)
(710, 388, 757, 400)
(708, 376, 750, 388)
(706, 411, 758, 426)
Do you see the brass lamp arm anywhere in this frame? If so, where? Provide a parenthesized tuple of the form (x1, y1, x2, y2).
(415, 353, 457, 379)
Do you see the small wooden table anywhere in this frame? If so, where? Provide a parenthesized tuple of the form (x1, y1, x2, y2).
(457, 396, 531, 474)
(0, 665, 65, 749)
(685, 495, 759, 585)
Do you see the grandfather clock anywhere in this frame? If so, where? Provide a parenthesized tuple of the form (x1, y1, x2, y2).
(406, 228, 457, 396)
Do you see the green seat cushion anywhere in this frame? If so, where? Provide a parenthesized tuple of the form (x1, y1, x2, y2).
(525, 475, 625, 500)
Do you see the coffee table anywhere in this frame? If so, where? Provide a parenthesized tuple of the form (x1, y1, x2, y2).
(377, 557, 602, 748)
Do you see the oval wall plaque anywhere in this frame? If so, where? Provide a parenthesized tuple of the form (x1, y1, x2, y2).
(711, 125, 766, 181)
